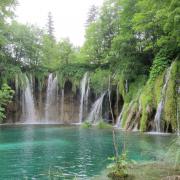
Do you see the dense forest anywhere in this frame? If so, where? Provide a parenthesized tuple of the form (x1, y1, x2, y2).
(0, 0, 179, 133)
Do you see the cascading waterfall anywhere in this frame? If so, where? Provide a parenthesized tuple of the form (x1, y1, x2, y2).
(45, 74, 58, 122)
(115, 106, 124, 128)
(61, 89, 64, 121)
(87, 92, 106, 124)
(154, 67, 171, 132)
(22, 75, 36, 123)
(79, 72, 89, 123)
(85, 78, 90, 114)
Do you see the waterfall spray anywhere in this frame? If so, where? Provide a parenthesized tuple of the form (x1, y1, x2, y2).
(115, 106, 124, 128)
(45, 73, 58, 122)
(79, 72, 89, 123)
(22, 75, 36, 123)
(154, 67, 172, 132)
(61, 89, 64, 122)
(87, 92, 106, 124)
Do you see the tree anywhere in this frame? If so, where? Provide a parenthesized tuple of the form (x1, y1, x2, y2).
(6, 21, 43, 69)
(41, 34, 60, 71)
(86, 5, 99, 27)
(81, 0, 121, 64)
(58, 38, 75, 65)
(47, 12, 55, 39)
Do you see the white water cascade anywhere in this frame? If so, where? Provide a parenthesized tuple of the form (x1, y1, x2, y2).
(85, 78, 90, 114)
(87, 92, 106, 124)
(154, 67, 172, 132)
(45, 74, 58, 122)
(115, 106, 124, 128)
(22, 75, 36, 123)
(79, 72, 89, 123)
(61, 89, 64, 122)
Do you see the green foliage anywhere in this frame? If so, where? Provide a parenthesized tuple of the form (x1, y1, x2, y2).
(81, 121, 92, 128)
(7, 21, 43, 68)
(164, 61, 178, 130)
(0, 84, 14, 122)
(153, 72, 165, 106)
(97, 120, 112, 129)
(140, 84, 153, 131)
(124, 76, 147, 103)
(58, 38, 75, 65)
(149, 50, 172, 81)
(0, 0, 17, 49)
(108, 151, 129, 179)
(90, 69, 110, 94)
(58, 63, 92, 88)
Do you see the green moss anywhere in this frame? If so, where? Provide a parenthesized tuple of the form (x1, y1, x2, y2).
(163, 61, 178, 130)
(124, 76, 147, 103)
(140, 84, 153, 131)
(121, 103, 130, 128)
(120, 101, 138, 129)
(153, 72, 165, 106)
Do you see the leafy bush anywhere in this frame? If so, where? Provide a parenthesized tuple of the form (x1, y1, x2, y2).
(149, 53, 169, 81)
(97, 120, 112, 129)
(90, 69, 111, 94)
(81, 121, 92, 128)
(107, 152, 129, 179)
(0, 84, 14, 122)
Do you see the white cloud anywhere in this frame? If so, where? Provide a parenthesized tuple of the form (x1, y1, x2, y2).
(15, 0, 103, 46)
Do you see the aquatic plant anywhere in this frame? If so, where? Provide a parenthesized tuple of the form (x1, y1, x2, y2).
(107, 152, 129, 179)
(97, 120, 112, 129)
(81, 121, 92, 128)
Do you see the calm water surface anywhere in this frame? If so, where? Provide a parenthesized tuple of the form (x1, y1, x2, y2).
(0, 125, 174, 179)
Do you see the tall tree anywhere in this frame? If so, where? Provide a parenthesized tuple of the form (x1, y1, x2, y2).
(47, 12, 55, 39)
(86, 5, 99, 27)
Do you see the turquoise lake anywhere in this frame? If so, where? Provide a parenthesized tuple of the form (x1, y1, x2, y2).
(0, 125, 174, 179)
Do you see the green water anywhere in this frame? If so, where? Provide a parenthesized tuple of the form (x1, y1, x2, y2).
(0, 125, 174, 179)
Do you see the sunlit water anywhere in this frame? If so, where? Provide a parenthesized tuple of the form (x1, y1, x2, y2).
(0, 125, 175, 179)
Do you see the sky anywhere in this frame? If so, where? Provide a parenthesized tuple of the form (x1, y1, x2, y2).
(15, 0, 103, 46)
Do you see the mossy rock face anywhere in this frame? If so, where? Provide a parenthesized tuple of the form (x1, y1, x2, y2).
(163, 61, 178, 131)
(153, 72, 165, 106)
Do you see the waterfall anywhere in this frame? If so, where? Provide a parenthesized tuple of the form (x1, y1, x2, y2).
(115, 106, 124, 128)
(87, 92, 106, 124)
(45, 73, 58, 122)
(61, 89, 64, 122)
(85, 78, 90, 114)
(79, 72, 89, 123)
(154, 67, 171, 132)
(22, 75, 36, 123)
